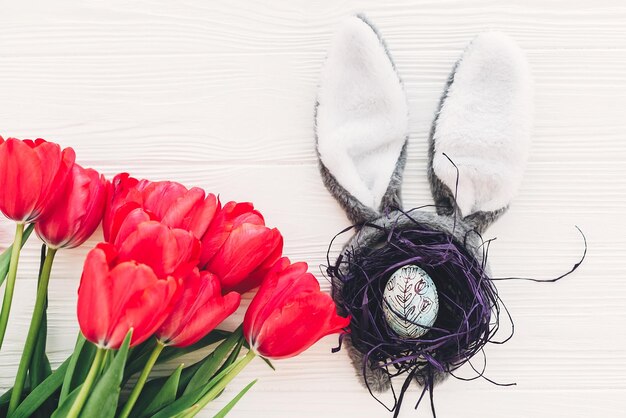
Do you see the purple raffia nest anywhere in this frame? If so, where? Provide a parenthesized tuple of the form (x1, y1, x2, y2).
(327, 217, 506, 414)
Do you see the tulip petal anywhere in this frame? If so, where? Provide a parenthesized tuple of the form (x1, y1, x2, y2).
(35, 165, 107, 249)
(94, 242, 118, 265)
(32, 143, 76, 220)
(104, 173, 141, 241)
(112, 206, 150, 246)
(243, 257, 290, 341)
(199, 201, 263, 267)
(0, 138, 43, 221)
(116, 221, 172, 278)
(171, 228, 201, 278)
(243, 258, 350, 360)
(109, 275, 179, 347)
(0, 138, 75, 222)
(160, 187, 202, 228)
(170, 290, 239, 347)
(32, 141, 62, 199)
(158, 270, 240, 347)
(186, 192, 218, 238)
(68, 170, 107, 248)
(156, 269, 206, 341)
(77, 241, 182, 349)
(244, 260, 315, 341)
(209, 224, 283, 293)
(237, 228, 284, 293)
(77, 247, 114, 346)
(252, 291, 349, 359)
(141, 181, 188, 220)
(162, 189, 218, 239)
(117, 221, 199, 280)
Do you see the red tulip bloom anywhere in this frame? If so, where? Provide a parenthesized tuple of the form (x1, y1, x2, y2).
(104, 173, 217, 242)
(103, 173, 142, 242)
(35, 164, 107, 249)
(0, 137, 75, 222)
(157, 268, 240, 347)
(139, 181, 218, 238)
(77, 244, 179, 348)
(243, 258, 350, 359)
(114, 215, 201, 280)
(200, 201, 283, 293)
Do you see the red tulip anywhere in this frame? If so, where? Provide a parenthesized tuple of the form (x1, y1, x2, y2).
(243, 258, 350, 359)
(140, 181, 218, 238)
(35, 164, 107, 249)
(156, 268, 240, 347)
(0, 137, 75, 222)
(114, 215, 201, 280)
(199, 201, 283, 293)
(77, 243, 179, 348)
(104, 173, 217, 242)
(103, 173, 142, 242)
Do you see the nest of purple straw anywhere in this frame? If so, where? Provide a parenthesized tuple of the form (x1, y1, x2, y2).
(328, 219, 505, 414)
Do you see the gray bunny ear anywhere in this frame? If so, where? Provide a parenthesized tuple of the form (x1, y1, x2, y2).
(316, 15, 409, 224)
(429, 32, 533, 230)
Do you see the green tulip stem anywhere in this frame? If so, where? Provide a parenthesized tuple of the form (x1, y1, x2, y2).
(0, 222, 26, 350)
(8, 246, 57, 415)
(66, 347, 106, 418)
(119, 339, 166, 418)
(193, 349, 256, 414)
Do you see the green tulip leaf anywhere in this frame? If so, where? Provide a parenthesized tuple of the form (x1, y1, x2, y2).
(0, 223, 34, 288)
(217, 339, 243, 374)
(59, 332, 89, 405)
(145, 331, 242, 417)
(160, 379, 258, 418)
(80, 331, 132, 418)
(160, 329, 232, 364)
(59, 334, 96, 404)
(136, 364, 183, 418)
(0, 388, 13, 409)
(124, 329, 239, 417)
(29, 297, 53, 416)
(50, 384, 82, 418)
(0, 384, 21, 416)
(125, 359, 205, 417)
(149, 361, 241, 418)
(28, 244, 53, 418)
(175, 362, 204, 396)
(183, 328, 242, 397)
(125, 339, 157, 377)
(169, 405, 200, 418)
(198, 335, 244, 402)
(10, 358, 70, 418)
(213, 379, 258, 418)
(124, 329, 230, 384)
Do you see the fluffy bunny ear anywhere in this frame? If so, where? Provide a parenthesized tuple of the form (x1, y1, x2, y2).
(316, 15, 409, 224)
(429, 32, 533, 231)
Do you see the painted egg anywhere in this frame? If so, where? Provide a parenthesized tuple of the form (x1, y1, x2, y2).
(382, 265, 439, 338)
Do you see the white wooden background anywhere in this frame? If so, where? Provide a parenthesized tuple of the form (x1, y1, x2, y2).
(1, 1, 625, 417)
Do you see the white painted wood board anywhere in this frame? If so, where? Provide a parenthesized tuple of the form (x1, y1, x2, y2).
(1, 1, 625, 416)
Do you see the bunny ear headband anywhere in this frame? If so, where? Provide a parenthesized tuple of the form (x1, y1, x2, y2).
(315, 15, 582, 417)
(317, 15, 532, 227)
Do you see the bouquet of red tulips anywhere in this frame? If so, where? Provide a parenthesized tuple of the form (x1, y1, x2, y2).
(0, 136, 350, 418)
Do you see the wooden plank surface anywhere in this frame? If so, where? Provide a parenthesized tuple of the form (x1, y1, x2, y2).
(1, 1, 625, 416)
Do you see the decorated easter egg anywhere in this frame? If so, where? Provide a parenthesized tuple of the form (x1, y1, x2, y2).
(382, 265, 439, 338)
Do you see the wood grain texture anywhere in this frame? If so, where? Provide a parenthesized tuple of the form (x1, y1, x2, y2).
(1, 0, 625, 416)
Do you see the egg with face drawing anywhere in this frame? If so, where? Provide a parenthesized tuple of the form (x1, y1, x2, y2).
(382, 265, 439, 338)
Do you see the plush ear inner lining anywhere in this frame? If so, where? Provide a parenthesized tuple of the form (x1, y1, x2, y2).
(316, 16, 408, 213)
(431, 32, 533, 218)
